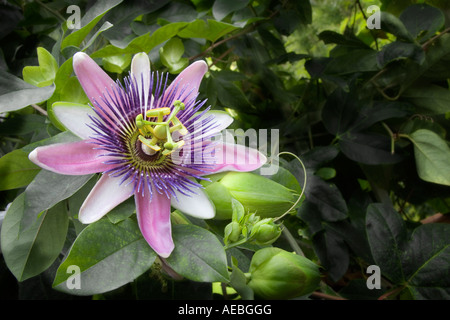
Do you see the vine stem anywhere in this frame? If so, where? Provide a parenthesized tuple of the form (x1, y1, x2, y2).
(273, 152, 307, 223)
(31, 104, 48, 116)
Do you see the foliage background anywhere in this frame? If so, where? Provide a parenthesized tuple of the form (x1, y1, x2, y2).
(0, 0, 449, 300)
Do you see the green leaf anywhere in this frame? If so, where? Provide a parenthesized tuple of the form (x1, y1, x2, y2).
(159, 37, 189, 74)
(339, 132, 404, 165)
(377, 41, 425, 68)
(59, 77, 90, 104)
(302, 174, 348, 222)
(165, 224, 230, 283)
(1, 195, 69, 281)
(91, 22, 189, 58)
(380, 11, 414, 42)
(408, 129, 450, 186)
(212, 0, 250, 21)
(52, 218, 156, 295)
(0, 149, 40, 191)
(102, 54, 132, 74)
(22, 47, 58, 87)
(21, 170, 93, 231)
(61, 0, 123, 49)
(229, 258, 254, 300)
(399, 4, 445, 42)
(403, 224, 450, 299)
(402, 85, 450, 114)
(366, 203, 407, 284)
(177, 19, 240, 42)
(0, 72, 55, 113)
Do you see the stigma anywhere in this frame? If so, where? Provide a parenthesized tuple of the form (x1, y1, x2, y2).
(135, 100, 188, 157)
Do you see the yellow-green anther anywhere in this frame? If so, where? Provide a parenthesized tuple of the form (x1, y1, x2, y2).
(138, 135, 160, 151)
(145, 107, 171, 120)
(167, 100, 185, 123)
(170, 117, 188, 135)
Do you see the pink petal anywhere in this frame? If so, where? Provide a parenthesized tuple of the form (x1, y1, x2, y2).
(164, 60, 208, 105)
(135, 187, 174, 258)
(79, 174, 134, 224)
(73, 52, 121, 123)
(206, 142, 267, 174)
(28, 139, 116, 175)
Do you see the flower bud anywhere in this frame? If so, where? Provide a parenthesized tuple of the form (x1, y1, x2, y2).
(224, 221, 242, 244)
(247, 248, 320, 299)
(203, 172, 297, 219)
(250, 219, 282, 245)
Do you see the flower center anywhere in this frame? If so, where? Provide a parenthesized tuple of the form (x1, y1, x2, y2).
(135, 100, 188, 159)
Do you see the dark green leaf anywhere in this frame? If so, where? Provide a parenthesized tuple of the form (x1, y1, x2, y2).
(366, 203, 407, 283)
(1, 195, 69, 281)
(377, 41, 425, 68)
(402, 85, 450, 115)
(339, 133, 404, 165)
(165, 224, 230, 283)
(21, 170, 93, 231)
(53, 218, 156, 295)
(380, 11, 413, 42)
(399, 4, 445, 42)
(212, 0, 250, 21)
(403, 224, 450, 299)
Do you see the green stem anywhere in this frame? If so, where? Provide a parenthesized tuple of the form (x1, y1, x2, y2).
(273, 152, 307, 222)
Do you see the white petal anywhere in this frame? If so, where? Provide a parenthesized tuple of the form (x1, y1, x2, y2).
(131, 52, 150, 112)
(79, 174, 134, 224)
(197, 110, 234, 135)
(170, 188, 215, 219)
(52, 102, 98, 139)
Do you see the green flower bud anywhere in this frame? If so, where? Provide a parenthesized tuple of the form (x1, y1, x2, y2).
(224, 221, 242, 244)
(219, 172, 297, 219)
(250, 219, 282, 245)
(247, 248, 321, 300)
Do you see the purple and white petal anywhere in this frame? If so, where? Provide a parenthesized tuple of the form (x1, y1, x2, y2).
(206, 142, 267, 174)
(135, 187, 174, 258)
(29, 140, 116, 175)
(52, 102, 98, 139)
(79, 174, 134, 224)
(170, 187, 215, 219)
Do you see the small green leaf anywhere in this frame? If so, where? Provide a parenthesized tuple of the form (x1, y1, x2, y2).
(22, 47, 58, 87)
(409, 129, 450, 186)
(159, 37, 189, 74)
(165, 224, 230, 283)
(0, 149, 40, 191)
(102, 54, 132, 74)
(53, 218, 156, 296)
(59, 77, 90, 104)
